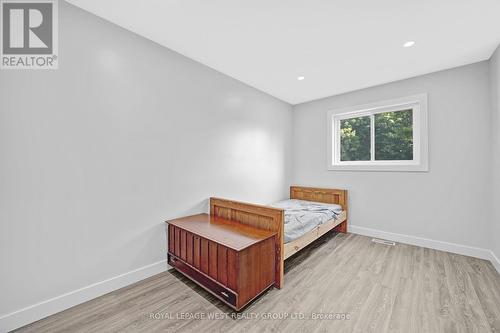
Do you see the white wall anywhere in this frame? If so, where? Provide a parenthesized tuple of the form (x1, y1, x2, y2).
(490, 46, 500, 263)
(293, 62, 492, 251)
(0, 1, 292, 327)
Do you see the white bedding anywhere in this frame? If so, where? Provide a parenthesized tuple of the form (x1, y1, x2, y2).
(270, 199, 342, 243)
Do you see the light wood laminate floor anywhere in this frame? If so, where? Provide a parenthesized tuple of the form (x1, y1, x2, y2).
(14, 233, 500, 333)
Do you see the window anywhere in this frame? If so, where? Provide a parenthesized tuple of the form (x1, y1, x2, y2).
(327, 94, 428, 171)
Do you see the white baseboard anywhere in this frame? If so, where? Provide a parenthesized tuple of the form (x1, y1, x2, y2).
(349, 224, 495, 262)
(490, 251, 500, 274)
(0, 259, 168, 333)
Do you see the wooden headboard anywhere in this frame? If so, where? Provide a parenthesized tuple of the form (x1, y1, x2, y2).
(290, 186, 348, 211)
(210, 197, 285, 289)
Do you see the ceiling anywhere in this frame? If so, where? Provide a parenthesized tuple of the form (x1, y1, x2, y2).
(66, 0, 500, 104)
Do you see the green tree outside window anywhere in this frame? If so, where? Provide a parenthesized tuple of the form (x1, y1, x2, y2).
(339, 109, 413, 161)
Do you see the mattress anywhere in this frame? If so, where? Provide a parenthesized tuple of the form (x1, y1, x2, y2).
(270, 199, 343, 243)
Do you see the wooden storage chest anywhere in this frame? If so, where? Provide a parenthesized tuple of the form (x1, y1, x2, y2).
(167, 213, 276, 310)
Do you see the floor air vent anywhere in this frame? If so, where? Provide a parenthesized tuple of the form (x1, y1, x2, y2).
(371, 238, 396, 246)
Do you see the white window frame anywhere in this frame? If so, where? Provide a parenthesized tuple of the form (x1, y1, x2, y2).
(327, 94, 428, 172)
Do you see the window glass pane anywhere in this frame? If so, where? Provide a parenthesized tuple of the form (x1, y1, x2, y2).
(374, 109, 413, 160)
(340, 116, 371, 161)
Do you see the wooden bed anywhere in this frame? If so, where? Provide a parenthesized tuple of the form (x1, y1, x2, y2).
(210, 186, 348, 289)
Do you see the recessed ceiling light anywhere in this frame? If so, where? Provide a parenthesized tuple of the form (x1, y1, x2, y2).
(297, 76, 305, 81)
(403, 41, 415, 48)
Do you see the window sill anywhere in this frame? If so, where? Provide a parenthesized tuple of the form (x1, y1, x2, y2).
(328, 163, 429, 172)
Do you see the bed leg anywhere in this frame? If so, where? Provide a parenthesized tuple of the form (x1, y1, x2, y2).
(333, 220, 347, 233)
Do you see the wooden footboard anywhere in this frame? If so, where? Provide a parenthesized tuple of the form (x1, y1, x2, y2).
(210, 198, 285, 289)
